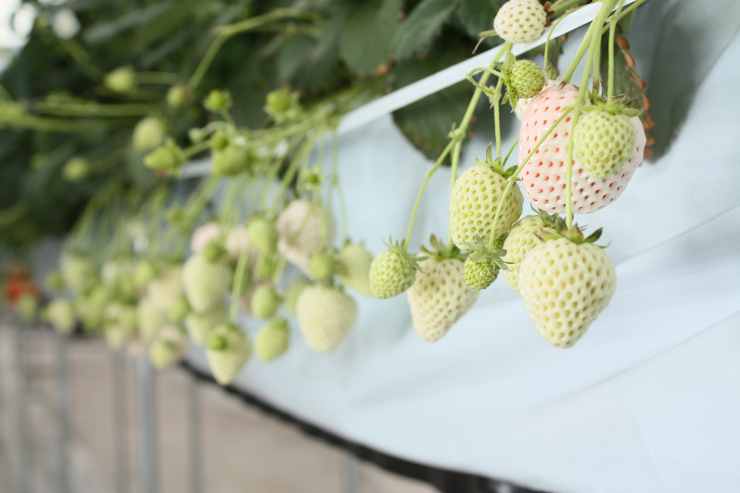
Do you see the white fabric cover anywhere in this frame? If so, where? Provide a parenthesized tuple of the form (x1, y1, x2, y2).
(187, 2, 740, 491)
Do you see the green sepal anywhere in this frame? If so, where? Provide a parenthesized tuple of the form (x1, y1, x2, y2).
(384, 236, 425, 272)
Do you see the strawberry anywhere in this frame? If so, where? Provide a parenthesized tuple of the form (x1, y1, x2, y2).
(502, 214, 554, 292)
(76, 285, 112, 332)
(574, 106, 639, 178)
(137, 296, 167, 342)
(493, 0, 547, 45)
(212, 135, 251, 176)
(46, 298, 76, 334)
(206, 323, 251, 385)
(168, 295, 190, 323)
(60, 253, 96, 293)
(250, 284, 282, 319)
(149, 325, 189, 370)
(308, 250, 335, 281)
(143, 140, 184, 172)
(462, 236, 507, 291)
(336, 242, 373, 297)
(450, 146, 523, 251)
(247, 217, 278, 255)
(507, 59, 546, 102)
(284, 279, 311, 315)
(369, 242, 418, 299)
(182, 253, 233, 313)
(277, 200, 335, 274)
(254, 318, 290, 362)
(185, 305, 227, 345)
(190, 222, 222, 254)
(147, 264, 183, 311)
(518, 85, 646, 213)
(407, 238, 479, 342)
(296, 284, 357, 353)
(518, 230, 616, 348)
(62, 157, 89, 182)
(133, 117, 166, 152)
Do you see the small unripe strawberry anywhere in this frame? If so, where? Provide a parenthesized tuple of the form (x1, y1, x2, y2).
(247, 217, 278, 255)
(62, 157, 89, 182)
(185, 305, 226, 345)
(254, 319, 290, 362)
(182, 253, 233, 313)
(204, 90, 231, 112)
(508, 60, 545, 99)
(149, 326, 189, 370)
(296, 285, 356, 353)
(463, 257, 499, 291)
(574, 109, 638, 178)
(212, 139, 250, 176)
(251, 284, 281, 319)
(206, 323, 251, 385)
(266, 90, 292, 113)
(144, 140, 184, 172)
(335, 243, 373, 297)
(166, 83, 189, 108)
(494, 0, 547, 45)
(133, 117, 166, 152)
(369, 248, 416, 299)
(308, 250, 335, 281)
(104, 66, 136, 93)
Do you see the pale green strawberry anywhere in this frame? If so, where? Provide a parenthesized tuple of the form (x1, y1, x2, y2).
(147, 264, 184, 311)
(450, 153, 523, 251)
(133, 116, 166, 152)
(182, 253, 233, 313)
(463, 257, 499, 291)
(251, 284, 281, 319)
(149, 325, 189, 369)
(137, 296, 167, 342)
(502, 215, 554, 293)
(296, 285, 357, 353)
(254, 319, 290, 362)
(508, 59, 545, 100)
(60, 254, 96, 293)
(308, 250, 335, 281)
(276, 200, 336, 274)
(206, 324, 251, 385)
(284, 279, 311, 315)
(247, 217, 278, 255)
(369, 246, 417, 299)
(335, 242, 373, 297)
(168, 295, 190, 323)
(574, 109, 638, 178)
(185, 305, 227, 345)
(46, 298, 76, 334)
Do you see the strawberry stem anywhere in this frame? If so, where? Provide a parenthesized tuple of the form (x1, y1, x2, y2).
(607, 0, 627, 105)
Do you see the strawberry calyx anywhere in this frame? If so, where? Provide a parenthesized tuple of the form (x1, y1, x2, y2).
(203, 239, 227, 262)
(465, 235, 508, 271)
(535, 213, 604, 246)
(475, 143, 518, 179)
(385, 237, 424, 272)
(581, 93, 641, 118)
(420, 235, 466, 262)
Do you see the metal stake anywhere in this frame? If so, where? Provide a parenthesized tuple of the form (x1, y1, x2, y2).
(341, 451, 359, 493)
(136, 357, 158, 493)
(189, 375, 203, 493)
(55, 331, 71, 493)
(112, 350, 129, 493)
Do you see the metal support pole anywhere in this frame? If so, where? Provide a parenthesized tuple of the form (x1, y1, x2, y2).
(13, 321, 30, 493)
(341, 451, 359, 493)
(113, 350, 130, 493)
(55, 331, 71, 493)
(189, 375, 203, 493)
(136, 357, 158, 493)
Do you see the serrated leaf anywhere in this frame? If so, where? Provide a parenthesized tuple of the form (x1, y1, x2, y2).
(456, 0, 506, 39)
(338, 0, 402, 75)
(391, 0, 460, 60)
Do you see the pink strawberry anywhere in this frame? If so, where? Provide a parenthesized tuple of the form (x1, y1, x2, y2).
(518, 85, 646, 214)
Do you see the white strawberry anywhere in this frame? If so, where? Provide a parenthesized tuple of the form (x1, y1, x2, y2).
(406, 239, 479, 342)
(254, 319, 290, 362)
(182, 253, 233, 313)
(147, 264, 183, 311)
(519, 235, 616, 348)
(149, 325, 189, 370)
(206, 323, 251, 385)
(494, 0, 548, 45)
(277, 200, 335, 274)
(518, 85, 646, 213)
(190, 222, 222, 254)
(336, 242, 373, 297)
(296, 284, 357, 353)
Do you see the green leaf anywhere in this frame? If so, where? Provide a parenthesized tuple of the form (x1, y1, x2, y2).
(276, 22, 343, 93)
(338, 0, 402, 75)
(455, 0, 506, 39)
(391, 0, 460, 60)
(391, 40, 473, 160)
(84, 2, 175, 45)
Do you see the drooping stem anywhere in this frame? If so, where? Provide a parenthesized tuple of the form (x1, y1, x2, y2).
(331, 130, 349, 242)
(607, 0, 627, 104)
(448, 140, 462, 246)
